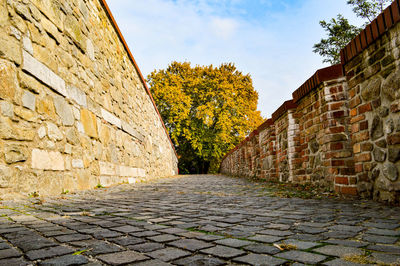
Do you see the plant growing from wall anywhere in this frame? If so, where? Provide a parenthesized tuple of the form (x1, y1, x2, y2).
(313, 0, 391, 64)
(147, 62, 263, 174)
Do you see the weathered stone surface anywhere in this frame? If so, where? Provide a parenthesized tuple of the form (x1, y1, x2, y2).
(148, 247, 191, 262)
(36, 96, 57, 119)
(80, 108, 98, 138)
(40, 254, 88, 266)
(373, 147, 386, 162)
(121, 121, 144, 142)
(30, 0, 65, 31)
(0, 100, 13, 117)
(313, 245, 363, 257)
(201, 245, 246, 259)
(22, 36, 33, 55)
(4, 144, 28, 164)
(72, 159, 84, 169)
(14, 106, 36, 122)
(86, 39, 95, 61)
(37, 126, 46, 139)
(388, 148, 400, 163)
(22, 51, 67, 97)
(119, 166, 138, 177)
(68, 85, 87, 107)
(66, 128, 79, 145)
(361, 78, 381, 101)
(99, 161, 116, 176)
(382, 69, 400, 101)
(233, 254, 286, 266)
(64, 15, 86, 52)
(31, 149, 64, 170)
(0, 59, 18, 100)
(371, 116, 384, 140)
(383, 163, 398, 182)
(46, 122, 63, 141)
(279, 250, 326, 264)
(54, 96, 74, 126)
(0, 117, 35, 141)
(22, 90, 36, 111)
(0, 33, 22, 65)
(101, 108, 121, 128)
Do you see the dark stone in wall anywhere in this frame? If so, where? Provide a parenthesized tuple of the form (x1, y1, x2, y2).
(361, 78, 381, 101)
(373, 147, 386, 162)
(388, 148, 400, 163)
(310, 140, 319, 153)
(383, 163, 399, 182)
(371, 116, 384, 140)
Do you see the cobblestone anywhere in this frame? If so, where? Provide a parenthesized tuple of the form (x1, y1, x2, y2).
(0, 175, 399, 265)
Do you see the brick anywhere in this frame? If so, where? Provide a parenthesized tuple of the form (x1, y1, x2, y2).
(360, 120, 368, 130)
(387, 133, 400, 145)
(335, 177, 349, 185)
(340, 186, 358, 196)
(354, 153, 371, 162)
(358, 103, 372, 114)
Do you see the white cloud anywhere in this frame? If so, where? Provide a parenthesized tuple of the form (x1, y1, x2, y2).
(210, 17, 238, 40)
(107, 0, 361, 118)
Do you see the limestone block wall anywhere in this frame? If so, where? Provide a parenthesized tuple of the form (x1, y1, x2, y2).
(0, 0, 178, 199)
(342, 0, 400, 202)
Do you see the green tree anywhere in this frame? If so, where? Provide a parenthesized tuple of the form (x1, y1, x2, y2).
(313, 0, 391, 64)
(147, 62, 263, 174)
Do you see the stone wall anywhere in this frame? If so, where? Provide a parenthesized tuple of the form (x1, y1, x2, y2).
(342, 0, 400, 202)
(0, 0, 178, 199)
(221, 1, 400, 203)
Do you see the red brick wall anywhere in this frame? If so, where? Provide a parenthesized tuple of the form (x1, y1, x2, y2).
(221, 1, 400, 203)
(342, 1, 400, 203)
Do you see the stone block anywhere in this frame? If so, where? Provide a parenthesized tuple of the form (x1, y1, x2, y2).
(72, 159, 84, 169)
(0, 165, 11, 188)
(22, 51, 67, 97)
(119, 166, 138, 177)
(64, 15, 86, 51)
(86, 39, 95, 61)
(0, 117, 35, 141)
(66, 128, 79, 145)
(4, 144, 28, 164)
(101, 108, 121, 128)
(22, 90, 35, 111)
(46, 122, 63, 141)
(0, 100, 13, 117)
(80, 108, 98, 138)
(121, 121, 144, 142)
(68, 85, 87, 107)
(0, 59, 18, 100)
(22, 37, 33, 55)
(31, 149, 64, 171)
(36, 96, 57, 119)
(0, 33, 22, 65)
(99, 161, 116, 176)
(53, 96, 74, 126)
(30, 0, 64, 31)
(37, 126, 46, 139)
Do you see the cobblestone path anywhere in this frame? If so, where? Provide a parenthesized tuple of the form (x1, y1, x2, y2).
(1, 175, 400, 265)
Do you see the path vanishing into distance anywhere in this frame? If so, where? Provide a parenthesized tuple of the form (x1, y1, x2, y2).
(0, 175, 400, 265)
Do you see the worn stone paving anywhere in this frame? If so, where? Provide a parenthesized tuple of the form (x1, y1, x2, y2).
(0, 175, 400, 265)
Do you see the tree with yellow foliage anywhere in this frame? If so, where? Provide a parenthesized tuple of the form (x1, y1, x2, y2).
(147, 62, 263, 173)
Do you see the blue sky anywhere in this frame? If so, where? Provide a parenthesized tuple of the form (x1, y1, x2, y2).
(107, 0, 364, 118)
